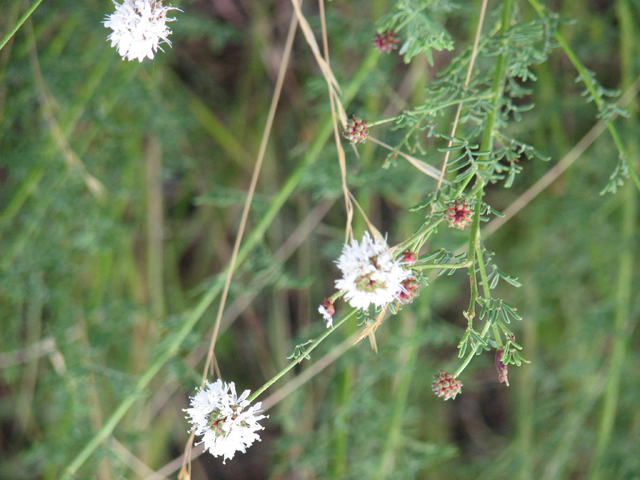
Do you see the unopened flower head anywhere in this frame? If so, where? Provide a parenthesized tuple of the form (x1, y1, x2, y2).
(400, 249, 418, 265)
(319, 298, 335, 328)
(335, 232, 411, 311)
(445, 198, 473, 230)
(397, 275, 419, 304)
(343, 115, 369, 144)
(373, 30, 399, 54)
(185, 379, 266, 463)
(431, 371, 462, 401)
(104, 0, 180, 62)
(495, 348, 510, 386)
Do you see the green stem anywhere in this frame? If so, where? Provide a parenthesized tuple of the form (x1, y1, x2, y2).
(408, 92, 496, 118)
(465, 203, 481, 315)
(453, 319, 491, 378)
(369, 95, 492, 128)
(476, 244, 503, 348)
(391, 217, 444, 254)
(368, 116, 398, 127)
(468, 0, 512, 291)
(0, 0, 44, 52)
(328, 289, 347, 302)
(458, 0, 513, 375)
(475, 243, 491, 298)
(453, 172, 476, 198)
(412, 262, 468, 270)
(61, 49, 380, 480)
(247, 309, 356, 402)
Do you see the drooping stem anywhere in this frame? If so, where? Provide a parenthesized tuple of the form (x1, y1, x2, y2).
(0, 0, 44, 52)
(247, 309, 357, 403)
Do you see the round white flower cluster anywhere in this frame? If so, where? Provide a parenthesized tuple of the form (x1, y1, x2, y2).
(185, 379, 266, 463)
(103, 0, 179, 62)
(335, 232, 411, 311)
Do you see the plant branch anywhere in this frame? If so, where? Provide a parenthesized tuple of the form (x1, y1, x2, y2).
(247, 309, 357, 402)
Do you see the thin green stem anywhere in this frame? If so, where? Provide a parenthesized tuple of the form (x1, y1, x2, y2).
(412, 262, 468, 270)
(465, 198, 482, 314)
(0, 0, 44, 52)
(453, 172, 476, 198)
(606, 123, 640, 192)
(453, 319, 491, 378)
(466, 0, 512, 310)
(474, 243, 491, 299)
(457, 0, 513, 376)
(476, 244, 503, 348)
(247, 309, 356, 402)
(391, 217, 444, 253)
(406, 92, 495, 119)
(368, 116, 398, 127)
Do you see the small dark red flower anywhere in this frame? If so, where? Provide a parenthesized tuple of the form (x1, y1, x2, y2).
(321, 298, 335, 317)
(445, 198, 473, 230)
(397, 275, 419, 304)
(495, 348, 510, 386)
(431, 371, 462, 400)
(343, 115, 369, 144)
(400, 249, 418, 265)
(373, 30, 399, 54)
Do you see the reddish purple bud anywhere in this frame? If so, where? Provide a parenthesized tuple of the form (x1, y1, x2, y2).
(445, 198, 473, 230)
(495, 348, 510, 387)
(432, 371, 462, 400)
(401, 249, 418, 265)
(343, 115, 369, 144)
(373, 30, 399, 54)
(397, 275, 419, 304)
(321, 298, 335, 317)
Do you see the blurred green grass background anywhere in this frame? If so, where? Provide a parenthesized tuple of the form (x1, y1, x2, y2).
(0, 0, 639, 479)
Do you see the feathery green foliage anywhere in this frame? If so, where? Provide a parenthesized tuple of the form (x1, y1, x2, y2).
(0, 0, 639, 479)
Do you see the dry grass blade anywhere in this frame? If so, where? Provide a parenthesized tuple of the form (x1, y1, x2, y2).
(355, 304, 388, 345)
(369, 136, 443, 180)
(435, 0, 489, 191)
(110, 438, 166, 479)
(316, 0, 353, 239)
(182, 1, 301, 471)
(27, 21, 106, 200)
(289, 0, 341, 96)
(347, 190, 383, 242)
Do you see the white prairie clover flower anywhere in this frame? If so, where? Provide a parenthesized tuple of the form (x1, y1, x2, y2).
(335, 232, 411, 311)
(185, 379, 266, 463)
(104, 0, 180, 62)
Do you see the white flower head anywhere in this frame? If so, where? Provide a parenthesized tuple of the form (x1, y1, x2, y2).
(335, 232, 411, 311)
(104, 0, 180, 62)
(185, 379, 266, 463)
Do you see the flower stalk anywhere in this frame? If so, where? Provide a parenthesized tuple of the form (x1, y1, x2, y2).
(247, 309, 357, 403)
